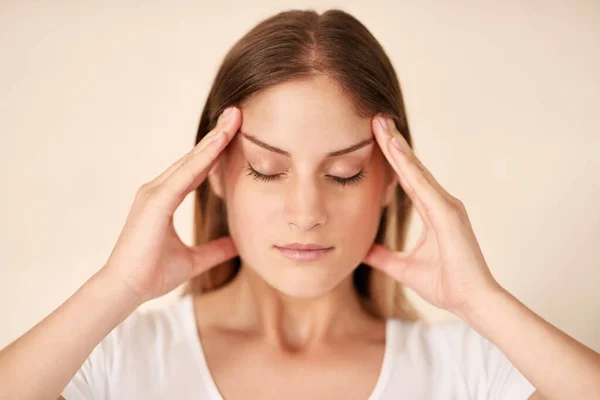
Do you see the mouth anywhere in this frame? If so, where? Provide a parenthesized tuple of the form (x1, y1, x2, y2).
(273, 243, 334, 262)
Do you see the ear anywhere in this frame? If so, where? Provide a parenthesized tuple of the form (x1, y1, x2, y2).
(381, 173, 398, 207)
(208, 156, 225, 199)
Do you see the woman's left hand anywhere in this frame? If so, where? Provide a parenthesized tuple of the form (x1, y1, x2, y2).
(363, 115, 504, 318)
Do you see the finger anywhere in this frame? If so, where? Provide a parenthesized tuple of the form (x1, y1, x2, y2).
(371, 117, 433, 230)
(376, 115, 455, 201)
(189, 236, 239, 277)
(363, 244, 415, 287)
(157, 107, 241, 211)
(150, 107, 237, 188)
(372, 115, 454, 227)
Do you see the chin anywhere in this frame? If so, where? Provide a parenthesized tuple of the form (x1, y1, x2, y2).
(275, 278, 336, 298)
(254, 253, 352, 298)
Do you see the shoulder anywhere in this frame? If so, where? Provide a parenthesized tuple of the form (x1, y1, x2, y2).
(61, 295, 197, 399)
(106, 294, 193, 357)
(77, 294, 195, 375)
(383, 318, 536, 399)
(386, 317, 504, 360)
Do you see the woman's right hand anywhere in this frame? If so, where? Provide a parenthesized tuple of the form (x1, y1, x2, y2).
(99, 106, 241, 305)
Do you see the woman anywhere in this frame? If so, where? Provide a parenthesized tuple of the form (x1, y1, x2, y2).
(1, 9, 598, 400)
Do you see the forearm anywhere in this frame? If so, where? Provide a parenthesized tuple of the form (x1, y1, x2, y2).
(460, 287, 600, 400)
(0, 269, 142, 400)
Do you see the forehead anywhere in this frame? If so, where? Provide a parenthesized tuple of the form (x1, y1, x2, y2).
(238, 75, 371, 153)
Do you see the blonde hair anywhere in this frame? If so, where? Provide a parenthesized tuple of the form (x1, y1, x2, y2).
(180, 9, 420, 321)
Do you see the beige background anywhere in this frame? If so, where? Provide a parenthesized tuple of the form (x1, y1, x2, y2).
(1, 1, 599, 352)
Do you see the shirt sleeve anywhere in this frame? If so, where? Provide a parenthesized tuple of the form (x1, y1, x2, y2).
(60, 355, 98, 400)
(478, 329, 537, 400)
(439, 319, 537, 400)
(60, 328, 116, 400)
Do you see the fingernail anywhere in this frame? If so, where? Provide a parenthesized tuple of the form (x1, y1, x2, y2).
(222, 107, 235, 122)
(378, 117, 388, 131)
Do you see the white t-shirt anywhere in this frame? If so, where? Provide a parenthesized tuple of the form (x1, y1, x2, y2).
(61, 293, 536, 399)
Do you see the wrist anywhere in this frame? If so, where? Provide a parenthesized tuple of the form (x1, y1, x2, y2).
(455, 282, 511, 327)
(88, 267, 145, 313)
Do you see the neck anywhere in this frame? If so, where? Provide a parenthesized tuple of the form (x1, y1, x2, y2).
(219, 262, 374, 351)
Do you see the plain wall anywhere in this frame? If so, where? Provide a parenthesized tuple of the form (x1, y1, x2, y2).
(1, 0, 599, 352)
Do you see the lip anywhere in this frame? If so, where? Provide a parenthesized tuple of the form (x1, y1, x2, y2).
(279, 243, 331, 250)
(274, 243, 334, 261)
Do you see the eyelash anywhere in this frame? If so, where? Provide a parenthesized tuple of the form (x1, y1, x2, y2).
(245, 164, 366, 187)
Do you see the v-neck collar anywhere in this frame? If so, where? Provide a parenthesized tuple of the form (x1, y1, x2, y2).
(182, 294, 397, 400)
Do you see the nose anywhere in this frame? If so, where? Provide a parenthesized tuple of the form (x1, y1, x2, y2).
(284, 176, 327, 231)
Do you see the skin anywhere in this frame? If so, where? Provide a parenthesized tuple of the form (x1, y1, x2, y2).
(198, 75, 396, 398)
(2, 72, 594, 399)
(198, 73, 600, 399)
(46, 73, 598, 400)
(364, 113, 600, 399)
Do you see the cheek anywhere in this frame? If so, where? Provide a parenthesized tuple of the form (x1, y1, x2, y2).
(334, 163, 387, 220)
(230, 187, 277, 229)
(221, 159, 279, 251)
(330, 167, 388, 265)
(333, 179, 384, 245)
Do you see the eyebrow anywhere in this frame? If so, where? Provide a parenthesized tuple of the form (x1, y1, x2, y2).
(240, 131, 374, 157)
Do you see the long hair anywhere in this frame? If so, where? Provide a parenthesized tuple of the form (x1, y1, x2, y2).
(180, 9, 420, 321)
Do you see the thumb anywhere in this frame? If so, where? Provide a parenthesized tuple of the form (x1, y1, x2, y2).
(189, 236, 239, 277)
(363, 244, 414, 287)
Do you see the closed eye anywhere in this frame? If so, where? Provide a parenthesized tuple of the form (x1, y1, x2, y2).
(328, 170, 365, 187)
(245, 163, 365, 187)
(245, 164, 282, 182)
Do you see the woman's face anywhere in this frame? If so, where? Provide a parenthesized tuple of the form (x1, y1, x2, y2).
(210, 75, 395, 298)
